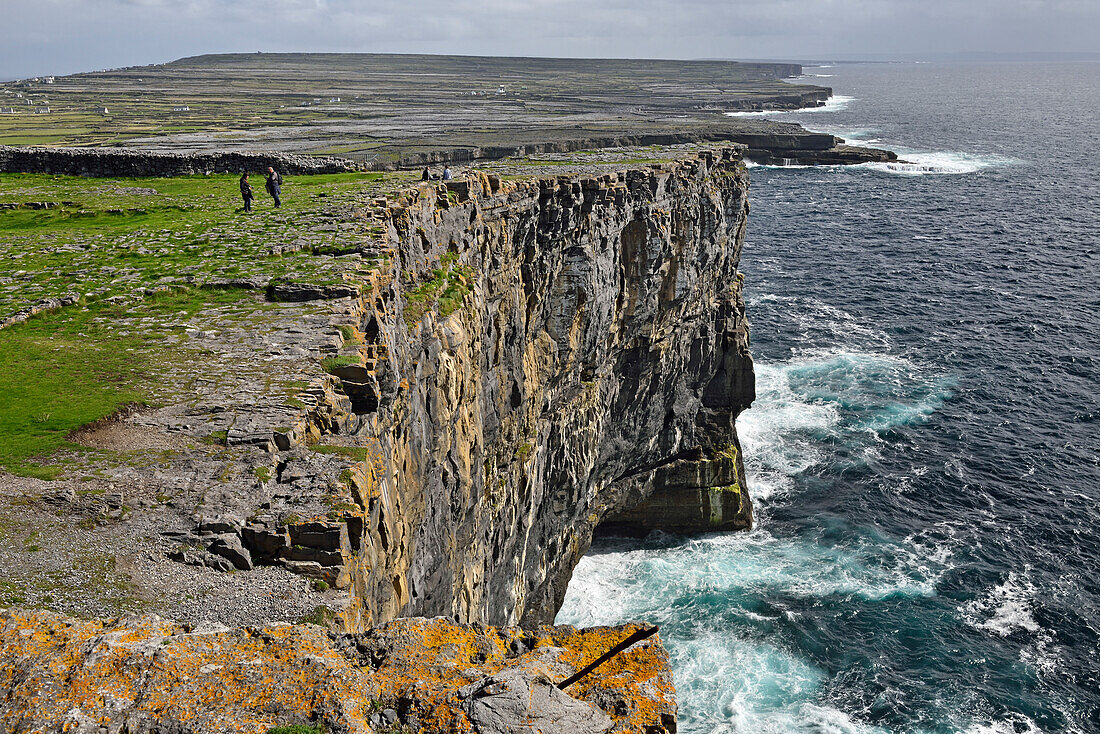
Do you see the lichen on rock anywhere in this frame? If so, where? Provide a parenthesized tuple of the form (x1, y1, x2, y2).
(0, 608, 675, 734)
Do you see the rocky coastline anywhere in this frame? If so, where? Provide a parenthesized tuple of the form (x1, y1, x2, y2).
(0, 121, 895, 179)
(0, 147, 756, 731)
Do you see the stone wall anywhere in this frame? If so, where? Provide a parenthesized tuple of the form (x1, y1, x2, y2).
(0, 145, 359, 176)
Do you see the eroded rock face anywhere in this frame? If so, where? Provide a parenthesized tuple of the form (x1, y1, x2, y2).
(323, 148, 755, 629)
(0, 608, 674, 734)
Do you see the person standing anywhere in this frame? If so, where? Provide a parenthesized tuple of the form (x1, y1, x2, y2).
(265, 166, 283, 208)
(239, 172, 254, 212)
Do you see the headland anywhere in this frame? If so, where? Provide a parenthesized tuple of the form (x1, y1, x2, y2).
(0, 52, 889, 734)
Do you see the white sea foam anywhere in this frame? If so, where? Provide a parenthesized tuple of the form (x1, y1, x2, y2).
(559, 521, 950, 733)
(860, 151, 1019, 176)
(558, 302, 960, 733)
(964, 714, 1046, 734)
(962, 573, 1042, 636)
(725, 95, 855, 117)
(738, 361, 837, 501)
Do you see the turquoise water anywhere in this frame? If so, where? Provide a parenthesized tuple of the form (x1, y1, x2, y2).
(558, 62, 1100, 733)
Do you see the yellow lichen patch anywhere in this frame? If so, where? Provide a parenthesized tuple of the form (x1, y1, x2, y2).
(1, 609, 675, 733)
(537, 623, 677, 731)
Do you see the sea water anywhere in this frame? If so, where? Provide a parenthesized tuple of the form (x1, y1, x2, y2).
(558, 61, 1100, 733)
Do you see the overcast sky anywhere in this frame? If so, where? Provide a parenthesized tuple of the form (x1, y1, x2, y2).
(3, 0, 1099, 79)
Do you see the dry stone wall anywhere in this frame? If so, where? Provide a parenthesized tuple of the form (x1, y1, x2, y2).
(0, 145, 359, 176)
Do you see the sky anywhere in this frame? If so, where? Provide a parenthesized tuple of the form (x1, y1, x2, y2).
(2, 0, 1099, 79)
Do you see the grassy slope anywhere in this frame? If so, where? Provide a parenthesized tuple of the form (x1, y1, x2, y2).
(0, 170, 414, 476)
(0, 290, 251, 478)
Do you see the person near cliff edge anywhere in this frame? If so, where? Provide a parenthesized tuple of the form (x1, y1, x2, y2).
(422, 166, 432, 181)
(265, 166, 282, 208)
(239, 172, 254, 213)
(442, 166, 452, 181)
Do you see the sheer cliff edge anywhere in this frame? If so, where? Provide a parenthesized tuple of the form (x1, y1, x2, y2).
(327, 148, 756, 629)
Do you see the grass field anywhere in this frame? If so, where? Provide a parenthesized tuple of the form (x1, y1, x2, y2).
(0, 169, 417, 476)
(0, 289, 253, 477)
(0, 170, 414, 315)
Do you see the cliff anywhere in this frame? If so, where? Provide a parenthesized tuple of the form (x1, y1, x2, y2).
(0, 147, 757, 731)
(329, 148, 755, 628)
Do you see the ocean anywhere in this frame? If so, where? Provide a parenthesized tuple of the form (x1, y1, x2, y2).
(557, 61, 1100, 733)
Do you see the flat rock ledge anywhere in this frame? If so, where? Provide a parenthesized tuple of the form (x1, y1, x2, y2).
(0, 609, 675, 734)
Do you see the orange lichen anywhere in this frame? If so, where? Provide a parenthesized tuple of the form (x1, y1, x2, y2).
(0, 609, 675, 733)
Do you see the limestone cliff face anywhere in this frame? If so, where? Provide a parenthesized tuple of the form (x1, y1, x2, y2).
(330, 149, 755, 629)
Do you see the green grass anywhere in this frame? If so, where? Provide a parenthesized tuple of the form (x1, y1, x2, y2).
(297, 605, 338, 627)
(310, 445, 370, 462)
(0, 170, 413, 321)
(0, 169, 429, 477)
(320, 355, 360, 373)
(265, 726, 323, 734)
(0, 289, 252, 477)
(402, 252, 474, 327)
(0, 167, 485, 479)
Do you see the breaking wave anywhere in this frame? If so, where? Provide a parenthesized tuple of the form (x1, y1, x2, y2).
(725, 95, 855, 117)
(861, 151, 1021, 175)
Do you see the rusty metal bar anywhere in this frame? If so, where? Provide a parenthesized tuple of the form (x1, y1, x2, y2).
(557, 625, 659, 690)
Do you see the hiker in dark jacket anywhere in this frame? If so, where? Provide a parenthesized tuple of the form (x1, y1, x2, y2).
(422, 166, 432, 181)
(265, 167, 282, 208)
(239, 172, 254, 212)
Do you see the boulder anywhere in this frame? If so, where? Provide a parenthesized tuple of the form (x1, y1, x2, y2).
(462, 669, 613, 734)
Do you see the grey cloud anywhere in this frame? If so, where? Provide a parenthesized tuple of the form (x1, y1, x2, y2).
(2, 0, 1097, 79)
